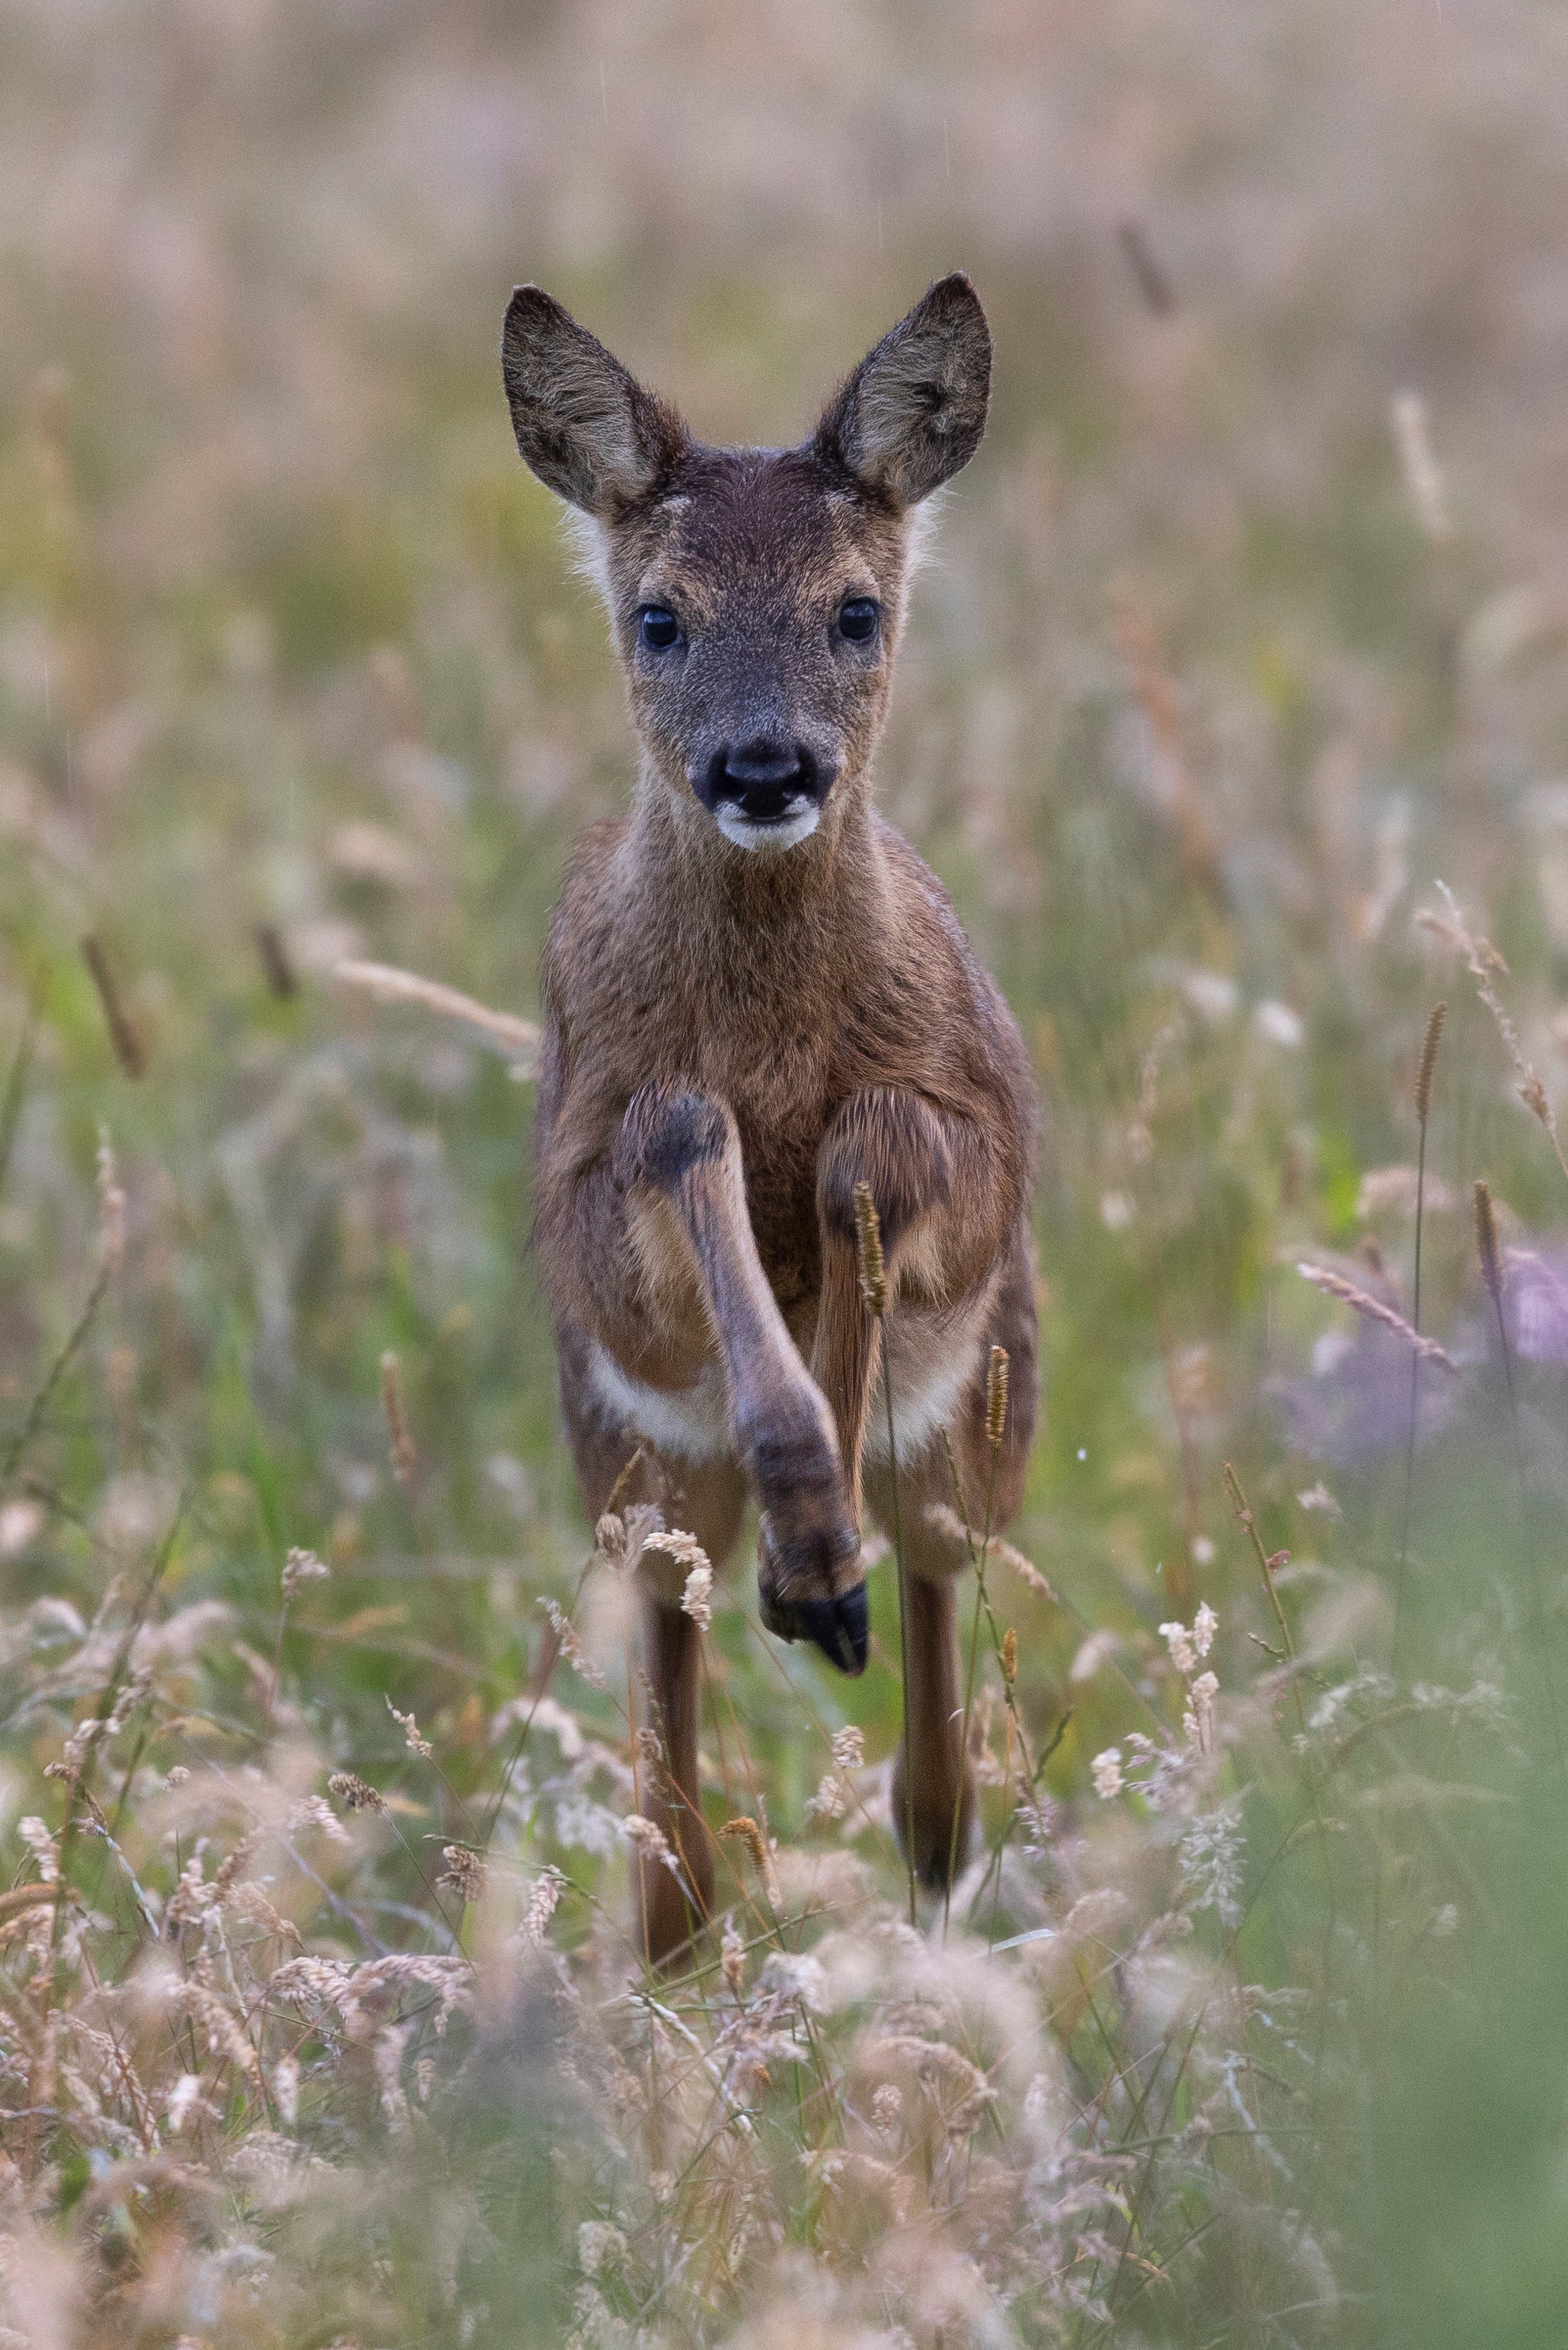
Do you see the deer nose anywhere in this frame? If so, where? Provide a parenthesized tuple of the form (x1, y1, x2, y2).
(708, 737, 819, 823)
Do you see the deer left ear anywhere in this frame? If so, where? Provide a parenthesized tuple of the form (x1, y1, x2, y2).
(815, 273, 992, 508)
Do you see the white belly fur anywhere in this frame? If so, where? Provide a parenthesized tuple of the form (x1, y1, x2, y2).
(586, 1285, 992, 1468)
(863, 1287, 994, 1463)
(586, 1341, 733, 1463)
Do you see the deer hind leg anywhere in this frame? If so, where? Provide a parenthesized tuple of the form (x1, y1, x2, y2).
(862, 1445, 975, 1890)
(631, 1459, 750, 1968)
(631, 1464, 748, 1967)
(557, 1321, 747, 1965)
(618, 1082, 866, 1677)
(862, 1216, 1040, 1891)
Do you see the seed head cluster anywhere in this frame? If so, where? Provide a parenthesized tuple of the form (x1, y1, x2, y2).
(853, 1181, 887, 1315)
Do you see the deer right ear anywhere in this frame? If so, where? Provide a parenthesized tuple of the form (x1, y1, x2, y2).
(501, 286, 688, 516)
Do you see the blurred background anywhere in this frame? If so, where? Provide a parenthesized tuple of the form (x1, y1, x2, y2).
(3, 3, 1568, 2344)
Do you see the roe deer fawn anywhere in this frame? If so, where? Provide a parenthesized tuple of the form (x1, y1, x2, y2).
(503, 273, 1038, 1963)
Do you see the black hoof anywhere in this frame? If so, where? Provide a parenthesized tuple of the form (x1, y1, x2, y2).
(777, 1584, 869, 1677)
(808, 1588, 870, 1682)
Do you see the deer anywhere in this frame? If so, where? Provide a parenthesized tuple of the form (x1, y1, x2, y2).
(502, 273, 1039, 1965)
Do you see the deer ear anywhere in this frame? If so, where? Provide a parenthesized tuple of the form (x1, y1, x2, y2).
(815, 273, 992, 508)
(501, 286, 688, 516)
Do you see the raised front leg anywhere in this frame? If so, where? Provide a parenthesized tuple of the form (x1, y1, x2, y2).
(618, 1082, 867, 1675)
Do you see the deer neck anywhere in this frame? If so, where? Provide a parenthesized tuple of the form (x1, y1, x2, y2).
(624, 766, 880, 962)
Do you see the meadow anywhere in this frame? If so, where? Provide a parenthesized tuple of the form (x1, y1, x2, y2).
(2, 2, 1568, 2342)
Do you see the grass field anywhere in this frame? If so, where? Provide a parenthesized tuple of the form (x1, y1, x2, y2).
(3, 3, 1568, 2343)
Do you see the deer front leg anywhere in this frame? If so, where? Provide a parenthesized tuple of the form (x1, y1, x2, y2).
(617, 1082, 867, 1675)
(811, 1087, 957, 1517)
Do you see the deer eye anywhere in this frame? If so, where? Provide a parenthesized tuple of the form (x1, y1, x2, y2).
(638, 606, 681, 652)
(838, 597, 880, 644)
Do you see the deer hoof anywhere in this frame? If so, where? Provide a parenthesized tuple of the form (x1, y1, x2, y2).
(758, 1545, 868, 1676)
(799, 1584, 870, 1676)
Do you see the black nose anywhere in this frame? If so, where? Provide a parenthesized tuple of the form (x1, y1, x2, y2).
(707, 737, 819, 824)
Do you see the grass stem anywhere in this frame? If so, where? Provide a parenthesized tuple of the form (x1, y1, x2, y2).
(944, 1376, 1002, 1934)
(1392, 1120, 1428, 1677)
(1477, 1179, 1563, 1766)
(0, 966, 48, 1208)
(1394, 1002, 1444, 1677)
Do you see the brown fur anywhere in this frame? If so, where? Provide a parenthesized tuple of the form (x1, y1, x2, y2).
(503, 273, 1039, 1962)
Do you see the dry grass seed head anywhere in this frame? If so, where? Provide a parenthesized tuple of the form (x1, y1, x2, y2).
(1474, 1178, 1503, 1306)
(327, 1771, 388, 1816)
(516, 1866, 566, 1947)
(1296, 1261, 1458, 1368)
(331, 956, 541, 1076)
(94, 1129, 126, 1274)
(81, 934, 147, 1079)
(282, 1546, 328, 1602)
(853, 1181, 886, 1315)
(1426, 884, 1568, 1177)
(1391, 389, 1452, 545)
(1415, 1001, 1446, 1126)
(921, 1502, 1055, 1598)
(385, 1694, 433, 1757)
(438, 1844, 487, 1902)
(378, 1351, 417, 1485)
(643, 1528, 715, 1626)
(720, 1815, 781, 1907)
(596, 1498, 666, 1576)
(539, 1596, 608, 1689)
(985, 1343, 1008, 1448)
(679, 1563, 714, 1627)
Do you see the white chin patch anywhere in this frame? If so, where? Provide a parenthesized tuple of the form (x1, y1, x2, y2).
(714, 800, 821, 852)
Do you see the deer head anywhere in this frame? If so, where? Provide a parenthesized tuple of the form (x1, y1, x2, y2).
(501, 276, 992, 856)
